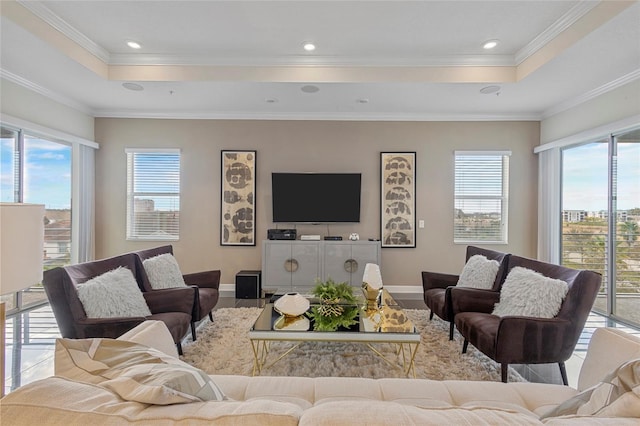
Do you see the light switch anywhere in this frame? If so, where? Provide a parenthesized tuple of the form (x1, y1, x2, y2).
(419, 220, 425, 228)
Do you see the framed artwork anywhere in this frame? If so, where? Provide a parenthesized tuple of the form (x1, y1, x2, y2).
(221, 150, 256, 246)
(380, 152, 416, 248)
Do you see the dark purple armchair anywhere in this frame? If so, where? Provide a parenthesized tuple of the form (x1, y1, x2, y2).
(43, 253, 195, 355)
(453, 255, 601, 384)
(422, 246, 510, 340)
(134, 245, 220, 341)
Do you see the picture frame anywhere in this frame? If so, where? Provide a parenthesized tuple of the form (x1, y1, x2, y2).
(380, 152, 416, 248)
(221, 150, 256, 246)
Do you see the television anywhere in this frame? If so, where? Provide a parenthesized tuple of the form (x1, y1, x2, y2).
(272, 173, 361, 223)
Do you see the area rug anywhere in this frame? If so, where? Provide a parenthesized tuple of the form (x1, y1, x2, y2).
(180, 307, 525, 382)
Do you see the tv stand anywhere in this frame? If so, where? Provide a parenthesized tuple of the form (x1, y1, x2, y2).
(262, 240, 381, 292)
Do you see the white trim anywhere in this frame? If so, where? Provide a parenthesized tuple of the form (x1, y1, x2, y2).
(534, 114, 640, 153)
(541, 69, 640, 120)
(0, 113, 98, 149)
(1, 70, 95, 116)
(17, 0, 110, 63)
(515, 2, 598, 65)
(124, 148, 181, 154)
(454, 150, 512, 156)
(96, 110, 540, 122)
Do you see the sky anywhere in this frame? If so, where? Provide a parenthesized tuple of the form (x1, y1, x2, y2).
(562, 142, 639, 211)
(1, 137, 72, 209)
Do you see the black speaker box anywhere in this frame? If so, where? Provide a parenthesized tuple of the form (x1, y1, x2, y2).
(236, 270, 262, 299)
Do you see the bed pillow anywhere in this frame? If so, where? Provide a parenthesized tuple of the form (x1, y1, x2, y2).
(76, 267, 151, 318)
(142, 253, 187, 289)
(55, 338, 226, 405)
(492, 267, 568, 318)
(456, 255, 500, 290)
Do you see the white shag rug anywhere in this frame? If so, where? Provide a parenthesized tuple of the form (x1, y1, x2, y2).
(181, 307, 525, 382)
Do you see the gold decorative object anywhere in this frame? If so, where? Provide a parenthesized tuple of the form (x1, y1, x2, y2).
(273, 315, 310, 331)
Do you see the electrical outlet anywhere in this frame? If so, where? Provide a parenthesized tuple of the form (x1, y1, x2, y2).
(419, 220, 425, 228)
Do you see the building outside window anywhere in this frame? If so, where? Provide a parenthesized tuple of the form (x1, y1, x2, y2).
(454, 151, 511, 244)
(126, 149, 181, 241)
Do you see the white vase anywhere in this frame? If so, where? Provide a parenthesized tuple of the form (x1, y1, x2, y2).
(274, 292, 310, 317)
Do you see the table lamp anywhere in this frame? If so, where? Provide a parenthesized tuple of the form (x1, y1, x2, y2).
(0, 203, 45, 397)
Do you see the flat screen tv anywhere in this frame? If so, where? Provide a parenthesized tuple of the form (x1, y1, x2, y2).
(272, 173, 361, 223)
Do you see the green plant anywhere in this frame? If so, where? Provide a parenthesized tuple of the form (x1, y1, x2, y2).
(308, 278, 359, 331)
(311, 278, 356, 304)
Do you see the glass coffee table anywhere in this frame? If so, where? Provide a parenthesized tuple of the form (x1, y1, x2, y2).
(248, 291, 421, 377)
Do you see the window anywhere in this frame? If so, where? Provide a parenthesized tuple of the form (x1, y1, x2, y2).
(454, 151, 510, 244)
(1, 126, 72, 310)
(126, 149, 181, 240)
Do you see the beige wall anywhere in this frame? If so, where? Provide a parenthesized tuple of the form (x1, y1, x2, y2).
(94, 119, 539, 287)
(0, 78, 94, 141)
(540, 79, 640, 144)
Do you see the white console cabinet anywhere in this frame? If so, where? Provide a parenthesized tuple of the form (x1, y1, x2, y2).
(261, 240, 381, 293)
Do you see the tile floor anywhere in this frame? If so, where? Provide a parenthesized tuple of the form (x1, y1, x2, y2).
(4, 298, 639, 395)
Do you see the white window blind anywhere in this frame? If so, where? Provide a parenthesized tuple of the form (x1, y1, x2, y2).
(126, 149, 181, 241)
(454, 151, 510, 244)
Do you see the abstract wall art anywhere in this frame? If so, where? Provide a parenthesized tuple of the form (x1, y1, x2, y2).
(380, 152, 416, 248)
(221, 150, 256, 246)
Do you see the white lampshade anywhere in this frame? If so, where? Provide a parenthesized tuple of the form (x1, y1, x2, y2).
(0, 203, 45, 295)
(362, 263, 383, 290)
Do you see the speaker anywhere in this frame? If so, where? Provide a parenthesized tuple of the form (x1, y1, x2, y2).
(236, 270, 262, 299)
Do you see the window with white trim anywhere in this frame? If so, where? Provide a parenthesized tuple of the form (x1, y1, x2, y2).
(126, 149, 181, 240)
(454, 151, 510, 244)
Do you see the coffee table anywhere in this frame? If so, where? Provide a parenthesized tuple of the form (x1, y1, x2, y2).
(249, 291, 421, 377)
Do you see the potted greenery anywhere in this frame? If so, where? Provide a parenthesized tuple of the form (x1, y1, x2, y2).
(307, 278, 359, 331)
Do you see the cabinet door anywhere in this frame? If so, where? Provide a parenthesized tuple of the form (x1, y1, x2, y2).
(262, 241, 293, 288)
(350, 243, 381, 285)
(322, 242, 353, 284)
(291, 243, 321, 291)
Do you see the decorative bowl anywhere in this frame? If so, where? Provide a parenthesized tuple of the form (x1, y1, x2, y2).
(273, 292, 310, 317)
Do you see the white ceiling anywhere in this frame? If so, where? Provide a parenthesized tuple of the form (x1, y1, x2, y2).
(1, 0, 639, 121)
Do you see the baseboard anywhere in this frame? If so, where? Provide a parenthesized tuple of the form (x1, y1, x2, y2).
(219, 284, 423, 300)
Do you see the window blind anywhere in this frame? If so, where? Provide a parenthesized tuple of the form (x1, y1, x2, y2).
(454, 151, 510, 244)
(126, 149, 181, 240)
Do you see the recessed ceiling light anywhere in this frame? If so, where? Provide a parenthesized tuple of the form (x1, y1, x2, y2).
(127, 41, 142, 49)
(482, 39, 499, 50)
(265, 98, 278, 103)
(356, 98, 369, 104)
(301, 85, 319, 93)
(303, 42, 316, 52)
(480, 85, 501, 94)
(122, 82, 144, 91)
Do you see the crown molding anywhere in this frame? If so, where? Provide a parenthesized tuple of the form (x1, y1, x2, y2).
(93, 109, 540, 122)
(1, 69, 95, 116)
(541, 68, 640, 120)
(515, 1, 598, 65)
(17, 0, 110, 63)
(108, 53, 516, 67)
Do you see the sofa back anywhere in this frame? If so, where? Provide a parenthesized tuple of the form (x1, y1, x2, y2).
(465, 246, 511, 291)
(43, 253, 140, 338)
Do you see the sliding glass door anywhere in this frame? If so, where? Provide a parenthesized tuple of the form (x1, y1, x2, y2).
(561, 128, 640, 326)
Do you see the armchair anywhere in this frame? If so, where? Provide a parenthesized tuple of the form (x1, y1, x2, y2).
(43, 253, 195, 355)
(421, 246, 510, 340)
(454, 255, 601, 384)
(134, 245, 220, 341)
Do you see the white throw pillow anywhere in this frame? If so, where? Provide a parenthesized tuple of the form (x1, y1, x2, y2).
(76, 267, 151, 318)
(142, 253, 187, 289)
(492, 266, 569, 318)
(456, 254, 500, 290)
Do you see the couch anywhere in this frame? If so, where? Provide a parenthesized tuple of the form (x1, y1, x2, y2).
(2, 320, 639, 425)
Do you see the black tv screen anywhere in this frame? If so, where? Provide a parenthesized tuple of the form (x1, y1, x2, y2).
(272, 173, 361, 223)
